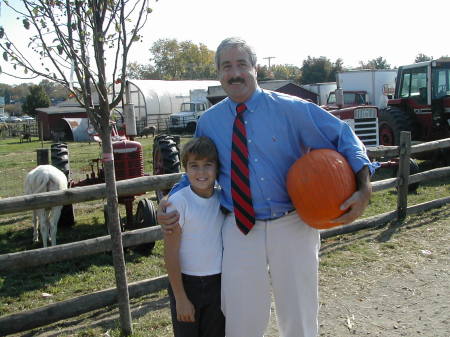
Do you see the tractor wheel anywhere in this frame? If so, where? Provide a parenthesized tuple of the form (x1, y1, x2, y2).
(379, 108, 413, 146)
(152, 134, 181, 202)
(51, 143, 74, 227)
(393, 158, 420, 193)
(186, 122, 197, 134)
(132, 198, 158, 254)
(51, 143, 70, 177)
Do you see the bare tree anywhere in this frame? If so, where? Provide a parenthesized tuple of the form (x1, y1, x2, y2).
(0, 1, 154, 334)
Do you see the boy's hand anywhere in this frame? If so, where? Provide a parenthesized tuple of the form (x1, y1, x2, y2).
(157, 199, 180, 234)
(176, 297, 195, 322)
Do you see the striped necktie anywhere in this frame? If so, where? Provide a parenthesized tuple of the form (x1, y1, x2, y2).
(231, 103, 255, 235)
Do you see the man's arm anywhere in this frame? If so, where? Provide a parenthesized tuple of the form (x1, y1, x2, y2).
(331, 165, 372, 225)
(163, 226, 195, 322)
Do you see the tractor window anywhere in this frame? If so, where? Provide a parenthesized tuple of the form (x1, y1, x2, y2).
(400, 73, 411, 97)
(327, 93, 336, 104)
(355, 93, 366, 104)
(432, 68, 450, 99)
(410, 71, 427, 97)
(343, 93, 356, 104)
(410, 70, 427, 104)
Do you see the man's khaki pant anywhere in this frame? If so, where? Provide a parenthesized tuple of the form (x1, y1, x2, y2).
(221, 212, 320, 337)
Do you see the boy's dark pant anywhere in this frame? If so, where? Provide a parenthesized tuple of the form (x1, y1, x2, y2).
(168, 273, 225, 337)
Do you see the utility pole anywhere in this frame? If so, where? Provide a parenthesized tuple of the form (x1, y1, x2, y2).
(263, 56, 276, 69)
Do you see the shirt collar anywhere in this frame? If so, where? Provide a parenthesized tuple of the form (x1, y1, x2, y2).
(229, 86, 263, 114)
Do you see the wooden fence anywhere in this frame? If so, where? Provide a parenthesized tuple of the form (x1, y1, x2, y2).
(1, 133, 450, 335)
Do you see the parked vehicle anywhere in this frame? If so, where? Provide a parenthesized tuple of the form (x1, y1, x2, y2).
(21, 115, 35, 121)
(168, 89, 210, 133)
(333, 69, 397, 110)
(379, 59, 450, 146)
(6, 116, 22, 123)
(301, 82, 337, 105)
(326, 95, 380, 147)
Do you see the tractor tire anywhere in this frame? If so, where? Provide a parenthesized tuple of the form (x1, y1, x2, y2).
(51, 143, 70, 177)
(186, 122, 197, 134)
(132, 198, 158, 254)
(152, 134, 181, 202)
(51, 143, 74, 227)
(379, 107, 413, 146)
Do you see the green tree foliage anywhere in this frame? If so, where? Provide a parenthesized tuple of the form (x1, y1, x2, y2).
(147, 38, 216, 80)
(415, 53, 433, 63)
(126, 61, 158, 79)
(39, 79, 68, 102)
(300, 56, 344, 84)
(257, 64, 302, 82)
(359, 57, 391, 69)
(22, 85, 50, 117)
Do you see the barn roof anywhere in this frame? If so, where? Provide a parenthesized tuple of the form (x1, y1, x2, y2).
(35, 106, 86, 115)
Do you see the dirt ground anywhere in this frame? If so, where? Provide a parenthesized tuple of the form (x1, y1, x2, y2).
(11, 205, 450, 337)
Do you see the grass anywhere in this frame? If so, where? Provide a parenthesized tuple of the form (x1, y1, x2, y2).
(0, 137, 449, 336)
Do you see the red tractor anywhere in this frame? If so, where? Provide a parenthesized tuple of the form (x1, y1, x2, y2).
(55, 123, 181, 253)
(379, 59, 450, 148)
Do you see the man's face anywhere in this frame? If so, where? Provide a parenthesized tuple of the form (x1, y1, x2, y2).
(218, 46, 257, 103)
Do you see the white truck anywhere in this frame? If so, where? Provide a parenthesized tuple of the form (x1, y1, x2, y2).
(168, 89, 210, 133)
(325, 69, 397, 110)
(301, 82, 337, 105)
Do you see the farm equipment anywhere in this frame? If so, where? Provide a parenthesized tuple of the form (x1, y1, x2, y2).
(379, 59, 450, 151)
(53, 120, 181, 253)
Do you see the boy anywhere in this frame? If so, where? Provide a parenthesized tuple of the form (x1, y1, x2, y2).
(164, 136, 225, 337)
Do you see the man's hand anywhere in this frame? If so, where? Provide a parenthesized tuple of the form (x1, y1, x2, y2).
(176, 296, 195, 322)
(157, 199, 180, 234)
(331, 166, 372, 225)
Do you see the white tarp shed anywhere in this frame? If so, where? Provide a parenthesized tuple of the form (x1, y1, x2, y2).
(122, 80, 220, 131)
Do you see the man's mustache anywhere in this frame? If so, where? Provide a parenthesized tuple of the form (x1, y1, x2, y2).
(228, 77, 245, 84)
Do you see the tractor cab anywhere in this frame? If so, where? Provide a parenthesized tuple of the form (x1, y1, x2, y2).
(379, 59, 450, 145)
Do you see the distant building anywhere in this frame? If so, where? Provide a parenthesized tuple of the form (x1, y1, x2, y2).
(35, 100, 87, 140)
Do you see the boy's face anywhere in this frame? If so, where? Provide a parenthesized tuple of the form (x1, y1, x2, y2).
(186, 155, 217, 198)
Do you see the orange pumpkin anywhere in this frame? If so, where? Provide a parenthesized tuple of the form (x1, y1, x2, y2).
(286, 149, 356, 229)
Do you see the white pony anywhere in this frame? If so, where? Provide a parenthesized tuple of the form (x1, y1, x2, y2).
(24, 165, 68, 247)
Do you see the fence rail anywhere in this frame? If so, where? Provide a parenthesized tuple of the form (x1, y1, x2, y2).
(1, 134, 450, 335)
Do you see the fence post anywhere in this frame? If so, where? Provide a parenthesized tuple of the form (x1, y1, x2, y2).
(36, 148, 50, 165)
(396, 131, 411, 220)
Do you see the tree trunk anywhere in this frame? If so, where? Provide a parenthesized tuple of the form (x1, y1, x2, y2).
(101, 130, 133, 335)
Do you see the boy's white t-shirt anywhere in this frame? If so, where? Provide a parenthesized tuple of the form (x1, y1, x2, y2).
(167, 185, 224, 276)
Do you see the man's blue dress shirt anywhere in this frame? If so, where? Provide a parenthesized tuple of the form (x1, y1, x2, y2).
(172, 87, 377, 220)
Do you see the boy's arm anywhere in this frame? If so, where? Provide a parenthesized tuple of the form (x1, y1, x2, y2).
(163, 226, 195, 322)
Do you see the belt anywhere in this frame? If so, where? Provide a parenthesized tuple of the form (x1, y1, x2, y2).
(220, 206, 296, 220)
(181, 273, 221, 281)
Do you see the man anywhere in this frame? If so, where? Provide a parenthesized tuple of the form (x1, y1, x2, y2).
(159, 37, 376, 337)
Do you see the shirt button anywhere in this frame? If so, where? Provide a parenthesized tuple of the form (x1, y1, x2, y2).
(245, 121, 248, 124)
(254, 158, 258, 162)
(260, 177, 265, 181)
(272, 213, 276, 217)
(266, 197, 271, 201)
(248, 139, 252, 143)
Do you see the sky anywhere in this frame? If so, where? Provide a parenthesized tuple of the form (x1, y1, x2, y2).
(0, 0, 447, 85)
